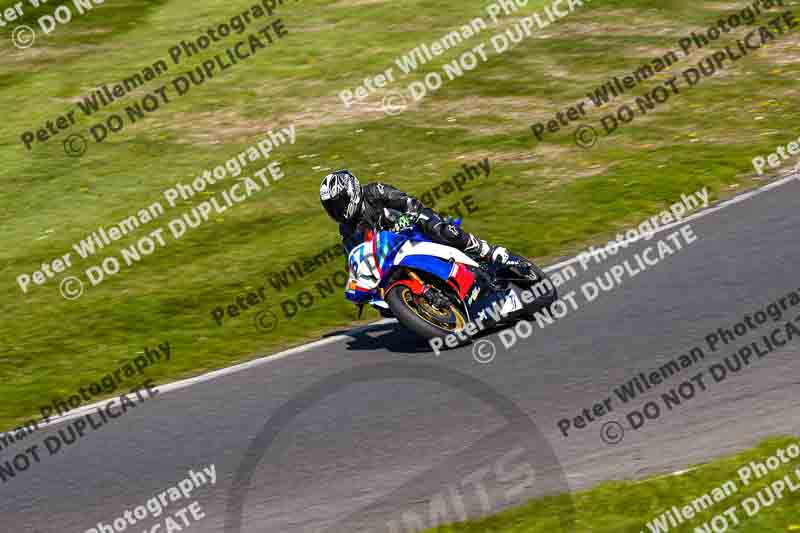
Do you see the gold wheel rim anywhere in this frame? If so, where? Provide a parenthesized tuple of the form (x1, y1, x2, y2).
(400, 287, 466, 332)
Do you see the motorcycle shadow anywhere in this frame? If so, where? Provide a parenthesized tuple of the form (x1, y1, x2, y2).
(323, 319, 510, 355)
(323, 321, 437, 354)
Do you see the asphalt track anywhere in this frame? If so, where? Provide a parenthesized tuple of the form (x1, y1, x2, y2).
(3, 176, 799, 533)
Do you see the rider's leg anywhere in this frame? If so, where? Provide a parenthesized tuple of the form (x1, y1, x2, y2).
(416, 209, 528, 267)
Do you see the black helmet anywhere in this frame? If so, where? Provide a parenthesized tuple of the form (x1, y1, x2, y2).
(320, 170, 362, 223)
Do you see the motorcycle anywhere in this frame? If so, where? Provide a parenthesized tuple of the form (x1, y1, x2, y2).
(344, 213, 558, 347)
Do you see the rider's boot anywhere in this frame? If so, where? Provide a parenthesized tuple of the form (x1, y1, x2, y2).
(466, 236, 532, 273)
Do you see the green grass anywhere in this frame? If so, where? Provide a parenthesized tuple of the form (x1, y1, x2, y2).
(424, 437, 800, 532)
(1, 0, 799, 431)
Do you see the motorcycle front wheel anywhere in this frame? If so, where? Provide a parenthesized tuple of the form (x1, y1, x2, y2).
(386, 282, 468, 345)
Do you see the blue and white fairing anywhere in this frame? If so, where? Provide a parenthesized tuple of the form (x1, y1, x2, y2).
(345, 227, 529, 323)
(345, 224, 482, 310)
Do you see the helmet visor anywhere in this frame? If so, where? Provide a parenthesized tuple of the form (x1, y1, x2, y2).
(323, 198, 348, 223)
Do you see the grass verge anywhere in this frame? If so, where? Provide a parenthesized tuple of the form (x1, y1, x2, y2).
(424, 437, 800, 532)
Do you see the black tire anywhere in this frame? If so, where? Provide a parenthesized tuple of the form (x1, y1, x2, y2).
(385, 283, 469, 346)
(529, 261, 558, 303)
(515, 261, 559, 317)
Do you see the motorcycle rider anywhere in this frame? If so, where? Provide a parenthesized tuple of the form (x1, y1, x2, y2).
(319, 169, 533, 272)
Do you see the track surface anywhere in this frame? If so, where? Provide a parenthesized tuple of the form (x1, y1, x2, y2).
(3, 178, 799, 533)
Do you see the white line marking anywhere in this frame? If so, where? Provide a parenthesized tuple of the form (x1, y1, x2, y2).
(1, 319, 395, 436)
(631, 466, 701, 485)
(543, 173, 798, 274)
(3, 174, 797, 437)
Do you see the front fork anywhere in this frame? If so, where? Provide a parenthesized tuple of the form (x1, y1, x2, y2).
(389, 270, 466, 316)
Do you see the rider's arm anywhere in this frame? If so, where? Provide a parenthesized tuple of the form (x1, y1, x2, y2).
(339, 221, 370, 256)
(370, 183, 424, 218)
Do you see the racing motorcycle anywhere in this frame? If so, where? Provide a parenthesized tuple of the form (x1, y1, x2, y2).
(345, 212, 558, 347)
